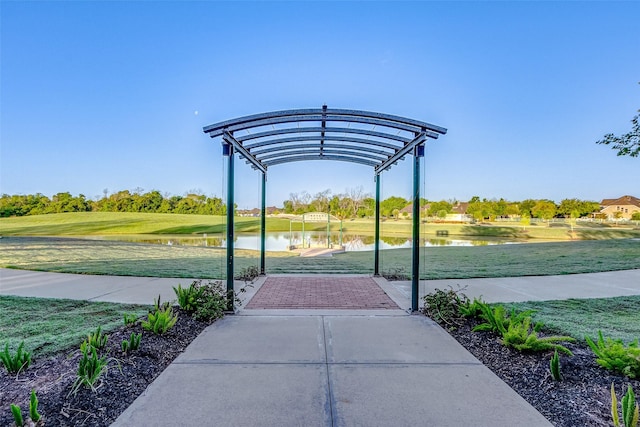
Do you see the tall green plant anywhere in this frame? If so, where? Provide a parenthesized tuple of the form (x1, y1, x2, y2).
(612, 384, 639, 427)
(70, 343, 110, 395)
(1, 341, 31, 374)
(550, 350, 562, 381)
(10, 404, 23, 427)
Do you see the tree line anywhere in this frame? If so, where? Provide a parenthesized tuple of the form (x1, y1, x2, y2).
(0, 190, 226, 217)
(1, 188, 603, 221)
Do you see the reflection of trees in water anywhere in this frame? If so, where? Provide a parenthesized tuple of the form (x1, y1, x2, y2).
(342, 234, 375, 250)
(380, 236, 410, 246)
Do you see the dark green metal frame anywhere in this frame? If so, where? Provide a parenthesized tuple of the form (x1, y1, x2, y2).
(204, 106, 446, 312)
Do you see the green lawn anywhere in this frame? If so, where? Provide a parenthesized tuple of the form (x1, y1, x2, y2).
(504, 295, 640, 345)
(2, 211, 639, 240)
(1, 236, 638, 279)
(0, 295, 149, 357)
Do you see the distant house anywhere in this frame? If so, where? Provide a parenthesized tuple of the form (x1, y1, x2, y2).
(599, 195, 640, 220)
(447, 202, 471, 222)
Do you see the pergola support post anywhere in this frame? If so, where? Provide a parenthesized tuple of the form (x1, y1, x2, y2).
(374, 174, 381, 276)
(223, 143, 235, 311)
(411, 144, 424, 312)
(260, 172, 266, 276)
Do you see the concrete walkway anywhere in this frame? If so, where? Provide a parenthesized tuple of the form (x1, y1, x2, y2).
(2, 268, 639, 426)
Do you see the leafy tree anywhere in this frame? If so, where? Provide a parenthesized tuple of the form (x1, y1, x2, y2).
(596, 111, 640, 157)
(427, 200, 452, 217)
(531, 200, 557, 221)
(380, 196, 408, 218)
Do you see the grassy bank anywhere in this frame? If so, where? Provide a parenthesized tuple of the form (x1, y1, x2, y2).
(0, 295, 148, 357)
(2, 212, 639, 240)
(1, 236, 638, 279)
(504, 295, 640, 345)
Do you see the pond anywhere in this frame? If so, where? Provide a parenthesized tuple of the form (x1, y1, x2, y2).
(96, 232, 522, 252)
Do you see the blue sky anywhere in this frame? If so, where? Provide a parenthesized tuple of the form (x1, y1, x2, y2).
(2, 1, 639, 209)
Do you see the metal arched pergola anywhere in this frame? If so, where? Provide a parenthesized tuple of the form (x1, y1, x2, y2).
(203, 105, 447, 311)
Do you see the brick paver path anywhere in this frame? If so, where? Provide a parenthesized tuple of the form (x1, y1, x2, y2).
(245, 276, 399, 309)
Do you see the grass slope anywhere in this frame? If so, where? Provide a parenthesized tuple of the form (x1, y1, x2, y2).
(0, 295, 148, 357)
(505, 295, 640, 345)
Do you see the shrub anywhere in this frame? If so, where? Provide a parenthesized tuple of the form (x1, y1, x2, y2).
(612, 384, 639, 427)
(1, 341, 31, 374)
(121, 332, 142, 354)
(473, 305, 537, 335)
(421, 286, 470, 329)
(501, 315, 575, 355)
(193, 280, 233, 322)
(235, 265, 260, 283)
(173, 282, 206, 313)
(586, 331, 640, 379)
(459, 297, 486, 318)
(142, 305, 178, 335)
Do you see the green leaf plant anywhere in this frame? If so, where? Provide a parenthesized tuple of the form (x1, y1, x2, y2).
(142, 304, 178, 335)
(123, 313, 139, 327)
(10, 404, 23, 427)
(173, 282, 206, 313)
(121, 332, 142, 354)
(9, 390, 42, 427)
(69, 343, 111, 396)
(1, 341, 32, 374)
(501, 315, 575, 355)
(612, 384, 639, 427)
(586, 331, 640, 379)
(83, 326, 108, 351)
(550, 350, 562, 381)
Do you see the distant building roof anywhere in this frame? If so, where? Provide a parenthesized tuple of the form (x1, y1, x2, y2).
(601, 195, 640, 208)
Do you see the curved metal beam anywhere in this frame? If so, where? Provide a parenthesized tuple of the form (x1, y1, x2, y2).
(244, 135, 399, 151)
(236, 126, 412, 144)
(251, 143, 392, 158)
(263, 154, 378, 168)
(205, 112, 444, 138)
(257, 148, 388, 163)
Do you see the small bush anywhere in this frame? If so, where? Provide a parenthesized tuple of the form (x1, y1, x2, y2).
(459, 297, 486, 318)
(1, 341, 31, 374)
(142, 305, 178, 335)
(586, 331, 640, 379)
(422, 286, 470, 329)
(235, 265, 260, 283)
(173, 282, 206, 313)
(502, 316, 574, 355)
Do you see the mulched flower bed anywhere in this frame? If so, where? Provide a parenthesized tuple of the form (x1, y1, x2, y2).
(0, 308, 211, 427)
(2, 309, 638, 426)
(446, 317, 640, 427)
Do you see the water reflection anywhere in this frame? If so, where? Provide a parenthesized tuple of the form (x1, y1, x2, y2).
(99, 232, 520, 252)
